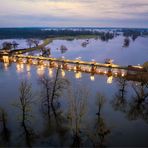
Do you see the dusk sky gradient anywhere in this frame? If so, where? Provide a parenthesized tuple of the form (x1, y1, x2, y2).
(0, 0, 148, 28)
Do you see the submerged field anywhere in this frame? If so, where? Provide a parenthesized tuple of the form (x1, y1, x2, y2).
(0, 28, 148, 147)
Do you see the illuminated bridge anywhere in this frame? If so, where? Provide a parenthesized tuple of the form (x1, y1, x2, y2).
(0, 53, 147, 82)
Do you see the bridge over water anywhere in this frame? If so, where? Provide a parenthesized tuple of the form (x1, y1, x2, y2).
(0, 53, 147, 83)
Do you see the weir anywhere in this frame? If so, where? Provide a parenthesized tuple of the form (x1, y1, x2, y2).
(0, 53, 147, 82)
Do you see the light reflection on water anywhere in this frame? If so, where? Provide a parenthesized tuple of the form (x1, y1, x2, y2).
(0, 63, 148, 147)
(44, 36, 148, 66)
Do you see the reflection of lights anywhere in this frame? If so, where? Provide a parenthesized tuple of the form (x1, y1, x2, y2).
(4, 63, 8, 71)
(121, 73, 125, 77)
(37, 66, 45, 76)
(20, 64, 24, 69)
(107, 76, 113, 84)
(61, 70, 65, 77)
(3, 56, 9, 63)
(49, 68, 53, 77)
(90, 75, 95, 81)
(27, 72, 31, 79)
(115, 72, 118, 76)
(68, 68, 71, 71)
(23, 59, 26, 64)
(26, 65, 30, 71)
(16, 64, 24, 73)
(33, 61, 36, 64)
(44, 63, 47, 66)
(74, 66, 77, 72)
(75, 72, 82, 79)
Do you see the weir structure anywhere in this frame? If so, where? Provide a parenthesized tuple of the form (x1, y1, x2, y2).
(0, 51, 147, 83)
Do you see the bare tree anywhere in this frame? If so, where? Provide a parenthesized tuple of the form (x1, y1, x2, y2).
(39, 68, 69, 120)
(59, 45, 68, 54)
(12, 41, 19, 50)
(67, 84, 89, 147)
(33, 39, 40, 47)
(127, 81, 148, 122)
(14, 80, 34, 147)
(2, 42, 12, 50)
(123, 37, 130, 48)
(0, 108, 10, 144)
(26, 39, 34, 48)
(111, 77, 128, 112)
(87, 92, 110, 147)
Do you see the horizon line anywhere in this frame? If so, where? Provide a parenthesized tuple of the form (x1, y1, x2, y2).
(0, 26, 148, 30)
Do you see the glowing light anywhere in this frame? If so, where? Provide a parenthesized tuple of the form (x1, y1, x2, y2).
(90, 75, 95, 81)
(107, 76, 113, 84)
(49, 68, 53, 77)
(75, 72, 82, 79)
(26, 65, 30, 71)
(20, 64, 24, 69)
(3, 56, 9, 63)
(68, 68, 71, 71)
(4, 63, 9, 71)
(37, 66, 45, 76)
(33, 61, 37, 64)
(61, 70, 65, 77)
(114, 72, 118, 76)
(44, 63, 47, 66)
(23, 59, 26, 64)
(27, 72, 31, 79)
(16, 64, 24, 73)
(104, 71, 107, 74)
(121, 73, 125, 77)
(74, 66, 77, 72)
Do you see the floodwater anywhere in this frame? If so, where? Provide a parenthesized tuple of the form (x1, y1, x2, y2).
(45, 36, 148, 66)
(0, 35, 148, 147)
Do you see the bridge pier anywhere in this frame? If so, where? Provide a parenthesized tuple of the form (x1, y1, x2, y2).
(27, 59, 33, 64)
(38, 60, 43, 65)
(76, 62, 81, 71)
(2, 55, 10, 63)
(91, 64, 97, 74)
(62, 63, 68, 70)
(49, 61, 55, 68)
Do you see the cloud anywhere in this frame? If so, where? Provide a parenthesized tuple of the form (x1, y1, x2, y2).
(0, 0, 148, 27)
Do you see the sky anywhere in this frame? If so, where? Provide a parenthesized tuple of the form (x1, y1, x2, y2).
(0, 0, 148, 28)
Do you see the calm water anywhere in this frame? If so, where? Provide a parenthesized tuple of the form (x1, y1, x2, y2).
(0, 35, 148, 147)
(45, 36, 148, 66)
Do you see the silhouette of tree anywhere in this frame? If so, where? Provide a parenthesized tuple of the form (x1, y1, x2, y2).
(0, 108, 10, 145)
(26, 39, 34, 48)
(127, 81, 148, 122)
(67, 85, 89, 147)
(2, 42, 12, 50)
(14, 80, 35, 147)
(59, 45, 68, 54)
(123, 37, 130, 48)
(39, 68, 69, 120)
(12, 41, 19, 50)
(143, 61, 148, 72)
(87, 92, 110, 147)
(111, 78, 128, 112)
(33, 39, 40, 47)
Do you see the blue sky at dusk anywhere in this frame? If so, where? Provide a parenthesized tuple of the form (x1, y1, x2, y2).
(0, 0, 148, 28)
